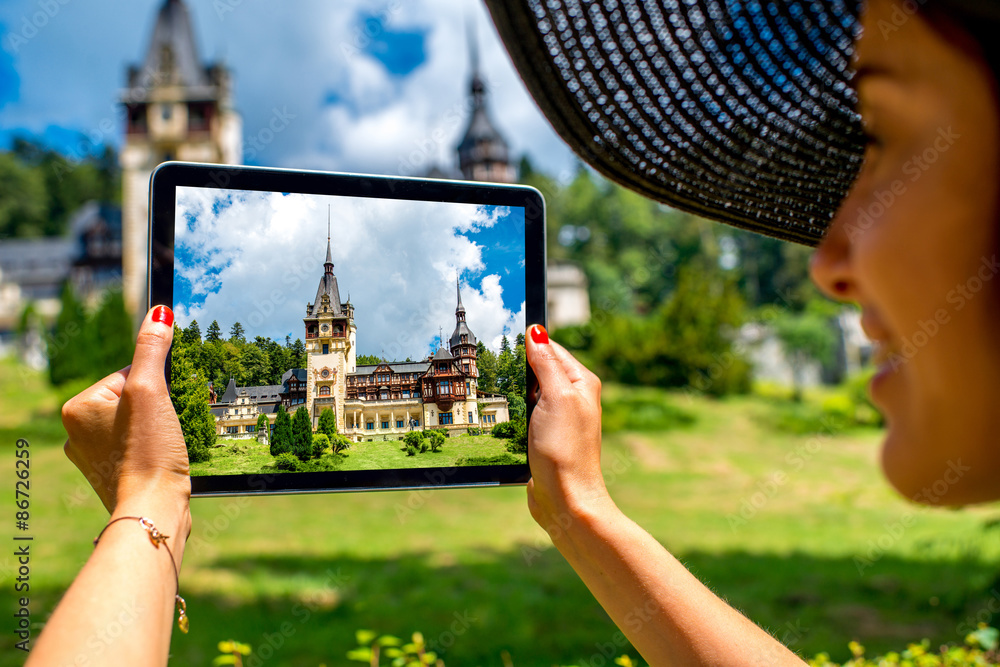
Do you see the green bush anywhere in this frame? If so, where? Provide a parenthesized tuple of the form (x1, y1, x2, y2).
(426, 429, 445, 452)
(506, 418, 527, 454)
(312, 434, 330, 459)
(403, 431, 426, 450)
(467, 426, 482, 436)
(601, 388, 696, 433)
(491, 421, 517, 439)
(273, 452, 302, 472)
(455, 453, 522, 466)
(330, 433, 351, 454)
(405, 444, 417, 456)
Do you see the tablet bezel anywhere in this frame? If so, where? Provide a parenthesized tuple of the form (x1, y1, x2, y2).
(149, 162, 544, 496)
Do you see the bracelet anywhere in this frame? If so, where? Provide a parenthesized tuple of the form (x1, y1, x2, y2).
(93, 516, 189, 634)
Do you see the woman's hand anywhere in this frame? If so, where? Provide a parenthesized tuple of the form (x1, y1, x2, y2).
(61, 305, 191, 517)
(524, 324, 613, 531)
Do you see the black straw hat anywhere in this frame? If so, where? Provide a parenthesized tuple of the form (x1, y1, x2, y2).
(484, 0, 866, 246)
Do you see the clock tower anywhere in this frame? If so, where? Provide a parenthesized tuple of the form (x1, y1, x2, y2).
(303, 222, 356, 430)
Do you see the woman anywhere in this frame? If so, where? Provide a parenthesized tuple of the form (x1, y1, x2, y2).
(29, 0, 1000, 664)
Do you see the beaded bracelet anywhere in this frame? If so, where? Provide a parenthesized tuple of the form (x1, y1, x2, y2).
(93, 516, 189, 633)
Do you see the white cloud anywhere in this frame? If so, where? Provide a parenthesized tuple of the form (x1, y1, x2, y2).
(174, 187, 522, 360)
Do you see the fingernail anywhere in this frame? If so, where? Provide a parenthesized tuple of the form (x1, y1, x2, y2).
(530, 324, 548, 345)
(151, 305, 174, 327)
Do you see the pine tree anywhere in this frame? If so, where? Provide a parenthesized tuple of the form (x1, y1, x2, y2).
(48, 282, 91, 385)
(291, 406, 313, 462)
(169, 346, 215, 463)
(476, 341, 498, 393)
(182, 320, 202, 346)
(271, 404, 292, 456)
(229, 322, 245, 343)
(318, 407, 338, 440)
(206, 320, 222, 343)
(289, 338, 306, 369)
(91, 289, 134, 374)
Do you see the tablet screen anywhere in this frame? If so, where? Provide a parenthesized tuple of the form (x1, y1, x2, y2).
(151, 164, 542, 495)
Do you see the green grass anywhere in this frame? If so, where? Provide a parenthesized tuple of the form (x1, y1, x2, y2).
(190, 434, 526, 476)
(5, 357, 1000, 666)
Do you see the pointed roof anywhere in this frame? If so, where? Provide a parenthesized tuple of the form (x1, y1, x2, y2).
(219, 377, 238, 403)
(456, 24, 511, 175)
(308, 219, 342, 318)
(449, 281, 477, 350)
(432, 347, 455, 361)
(141, 0, 209, 87)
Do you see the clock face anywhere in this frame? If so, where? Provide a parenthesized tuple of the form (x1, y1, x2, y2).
(321, 369, 330, 379)
(321, 324, 330, 333)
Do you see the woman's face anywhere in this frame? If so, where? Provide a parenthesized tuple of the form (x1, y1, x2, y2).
(810, 0, 1000, 505)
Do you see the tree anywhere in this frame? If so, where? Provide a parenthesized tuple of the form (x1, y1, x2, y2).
(311, 434, 330, 459)
(91, 290, 133, 373)
(48, 282, 91, 385)
(291, 407, 313, 462)
(169, 346, 215, 462)
(271, 405, 292, 456)
(288, 338, 307, 369)
(357, 353, 382, 365)
(330, 433, 351, 455)
(182, 320, 202, 346)
(317, 408, 338, 440)
(240, 345, 270, 387)
(477, 342, 498, 393)
(772, 308, 837, 401)
(229, 322, 245, 343)
(206, 320, 222, 343)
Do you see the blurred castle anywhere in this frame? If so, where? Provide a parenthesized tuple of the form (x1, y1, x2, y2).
(119, 0, 242, 316)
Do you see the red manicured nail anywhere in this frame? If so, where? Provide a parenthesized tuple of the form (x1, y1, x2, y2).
(530, 324, 548, 345)
(151, 305, 174, 327)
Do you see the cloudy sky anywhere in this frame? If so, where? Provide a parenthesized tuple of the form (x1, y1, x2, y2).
(174, 186, 525, 359)
(0, 0, 577, 179)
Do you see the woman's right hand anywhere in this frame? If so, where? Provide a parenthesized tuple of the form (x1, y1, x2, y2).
(524, 324, 613, 532)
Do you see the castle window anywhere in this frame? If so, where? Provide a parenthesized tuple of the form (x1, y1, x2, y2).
(319, 386, 331, 396)
(484, 414, 496, 424)
(226, 426, 238, 434)
(396, 420, 404, 428)
(461, 335, 468, 344)
(438, 380, 452, 394)
(440, 413, 453, 425)
(439, 364, 447, 372)
(469, 412, 474, 423)
(322, 344, 329, 354)
(366, 422, 374, 430)
(402, 390, 410, 398)
(246, 425, 255, 433)
(380, 391, 388, 400)
(160, 103, 172, 121)
(466, 380, 471, 393)
(188, 103, 209, 131)
(381, 421, 389, 430)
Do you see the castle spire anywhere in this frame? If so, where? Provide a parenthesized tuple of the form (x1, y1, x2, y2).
(325, 205, 334, 275)
(456, 277, 465, 320)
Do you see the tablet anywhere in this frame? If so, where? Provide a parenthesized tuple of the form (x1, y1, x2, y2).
(149, 162, 544, 496)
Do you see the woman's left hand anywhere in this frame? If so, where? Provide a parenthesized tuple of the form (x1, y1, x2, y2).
(61, 305, 191, 515)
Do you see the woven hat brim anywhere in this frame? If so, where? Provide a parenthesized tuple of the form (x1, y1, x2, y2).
(485, 0, 868, 246)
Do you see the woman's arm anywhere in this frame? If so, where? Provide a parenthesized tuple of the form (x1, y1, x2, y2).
(525, 326, 804, 666)
(27, 306, 192, 667)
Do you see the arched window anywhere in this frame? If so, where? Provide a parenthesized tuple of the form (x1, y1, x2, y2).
(319, 386, 331, 396)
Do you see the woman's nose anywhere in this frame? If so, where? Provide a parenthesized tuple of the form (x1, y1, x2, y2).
(809, 207, 858, 303)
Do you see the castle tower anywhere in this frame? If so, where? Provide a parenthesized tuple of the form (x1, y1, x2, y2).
(456, 25, 516, 184)
(449, 280, 479, 419)
(120, 0, 242, 316)
(304, 217, 356, 431)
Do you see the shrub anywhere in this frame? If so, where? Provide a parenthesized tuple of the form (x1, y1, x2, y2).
(403, 431, 426, 451)
(188, 444, 211, 463)
(273, 452, 302, 472)
(467, 427, 482, 436)
(426, 429, 445, 452)
(330, 433, 351, 454)
(405, 444, 418, 456)
(491, 421, 517, 439)
(312, 434, 330, 459)
(455, 453, 522, 466)
(506, 418, 527, 454)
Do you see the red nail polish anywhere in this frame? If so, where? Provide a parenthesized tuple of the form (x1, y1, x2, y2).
(530, 324, 548, 345)
(151, 305, 174, 327)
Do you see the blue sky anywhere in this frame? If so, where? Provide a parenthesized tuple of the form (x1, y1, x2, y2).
(174, 187, 525, 359)
(0, 0, 576, 178)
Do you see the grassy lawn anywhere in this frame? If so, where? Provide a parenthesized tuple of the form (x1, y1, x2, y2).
(4, 355, 1000, 666)
(190, 433, 525, 476)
